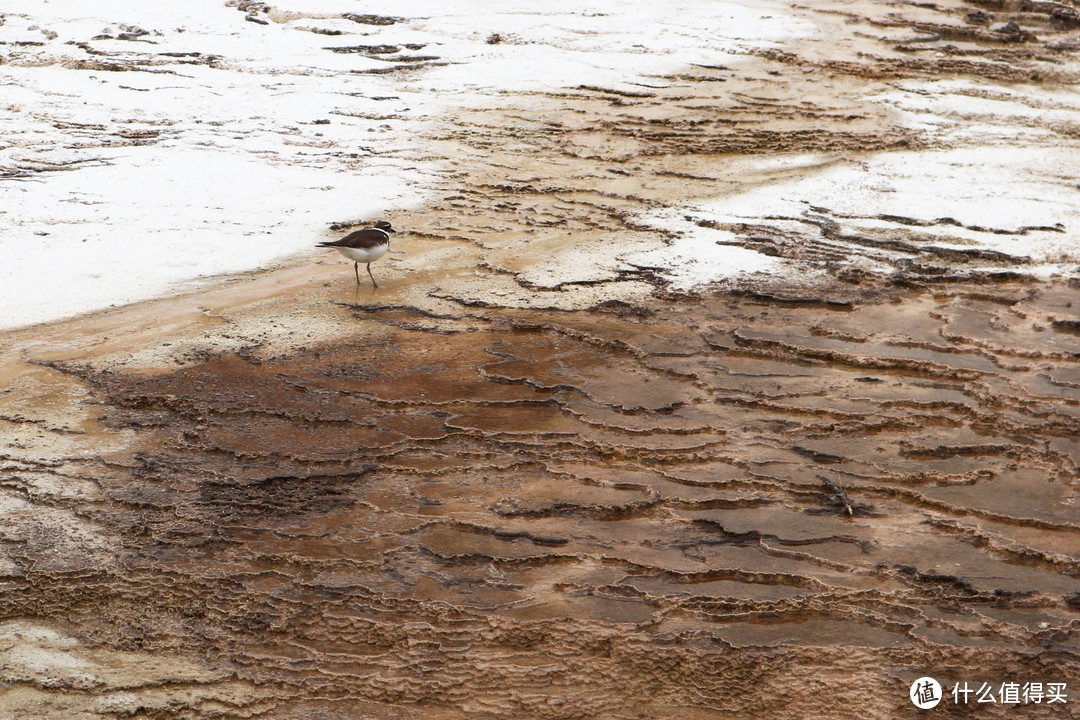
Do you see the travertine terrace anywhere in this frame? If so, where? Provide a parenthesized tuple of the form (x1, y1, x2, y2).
(2, 1, 1080, 718)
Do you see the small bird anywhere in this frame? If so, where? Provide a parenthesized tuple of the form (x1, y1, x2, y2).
(318, 220, 394, 288)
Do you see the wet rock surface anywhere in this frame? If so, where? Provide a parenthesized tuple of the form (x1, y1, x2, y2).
(3, 0, 1080, 717)
(4, 278, 1080, 718)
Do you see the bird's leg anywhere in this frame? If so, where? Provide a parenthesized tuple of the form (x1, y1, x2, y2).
(354, 262, 360, 285)
(366, 262, 378, 289)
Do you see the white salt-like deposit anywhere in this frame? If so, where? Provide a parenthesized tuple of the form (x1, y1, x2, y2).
(0, 0, 810, 329)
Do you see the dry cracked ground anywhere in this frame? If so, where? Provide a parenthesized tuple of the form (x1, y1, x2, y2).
(3, 1, 1080, 718)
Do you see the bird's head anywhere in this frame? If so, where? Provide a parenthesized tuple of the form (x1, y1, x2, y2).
(373, 220, 394, 233)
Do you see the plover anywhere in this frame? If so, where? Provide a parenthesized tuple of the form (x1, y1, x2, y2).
(319, 220, 393, 288)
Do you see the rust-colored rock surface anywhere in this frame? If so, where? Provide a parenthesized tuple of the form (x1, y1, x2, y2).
(4, 279, 1080, 718)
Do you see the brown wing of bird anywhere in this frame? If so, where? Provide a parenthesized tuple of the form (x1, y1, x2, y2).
(318, 228, 390, 249)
